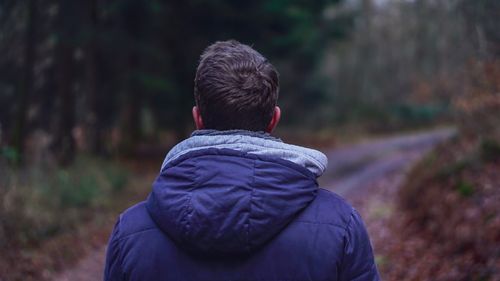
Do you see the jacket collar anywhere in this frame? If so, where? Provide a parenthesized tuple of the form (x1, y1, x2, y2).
(161, 129, 327, 177)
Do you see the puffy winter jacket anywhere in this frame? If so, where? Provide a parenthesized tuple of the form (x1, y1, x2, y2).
(104, 130, 380, 281)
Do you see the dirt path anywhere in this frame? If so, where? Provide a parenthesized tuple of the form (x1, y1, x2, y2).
(320, 128, 455, 279)
(51, 249, 107, 281)
(319, 128, 455, 196)
(51, 128, 454, 281)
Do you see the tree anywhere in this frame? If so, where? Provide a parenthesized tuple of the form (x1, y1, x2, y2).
(52, 0, 81, 165)
(83, 0, 101, 154)
(11, 0, 37, 164)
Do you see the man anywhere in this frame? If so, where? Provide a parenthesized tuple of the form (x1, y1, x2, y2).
(104, 40, 380, 281)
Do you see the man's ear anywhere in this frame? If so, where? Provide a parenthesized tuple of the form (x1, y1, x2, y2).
(192, 106, 204, 129)
(266, 106, 281, 133)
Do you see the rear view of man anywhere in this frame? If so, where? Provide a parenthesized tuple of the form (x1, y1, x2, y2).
(104, 40, 380, 281)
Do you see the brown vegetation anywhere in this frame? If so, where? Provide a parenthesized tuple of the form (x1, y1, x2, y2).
(0, 157, 154, 281)
(391, 61, 500, 280)
(395, 138, 500, 280)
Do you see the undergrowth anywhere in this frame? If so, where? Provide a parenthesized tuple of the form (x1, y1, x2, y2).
(398, 136, 500, 280)
(0, 155, 128, 248)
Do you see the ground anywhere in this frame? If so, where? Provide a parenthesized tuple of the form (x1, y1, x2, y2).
(50, 128, 454, 281)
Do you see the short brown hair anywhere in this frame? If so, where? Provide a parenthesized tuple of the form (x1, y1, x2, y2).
(194, 40, 279, 131)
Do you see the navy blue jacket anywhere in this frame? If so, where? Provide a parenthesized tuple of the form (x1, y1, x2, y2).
(104, 147, 380, 281)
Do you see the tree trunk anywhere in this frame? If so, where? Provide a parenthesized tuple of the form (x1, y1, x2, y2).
(53, 44, 75, 166)
(118, 0, 146, 156)
(52, 0, 78, 166)
(119, 53, 141, 156)
(12, 0, 37, 164)
(84, 0, 102, 154)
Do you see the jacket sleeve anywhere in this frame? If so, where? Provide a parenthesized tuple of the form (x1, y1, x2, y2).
(339, 209, 381, 281)
(104, 217, 126, 281)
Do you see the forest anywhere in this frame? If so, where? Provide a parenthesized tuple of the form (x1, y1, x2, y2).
(0, 0, 499, 280)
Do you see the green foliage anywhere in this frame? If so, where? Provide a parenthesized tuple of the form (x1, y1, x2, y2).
(456, 181, 474, 197)
(390, 104, 446, 125)
(56, 170, 99, 208)
(138, 73, 173, 93)
(437, 159, 470, 179)
(1, 146, 19, 163)
(104, 164, 129, 192)
(480, 138, 500, 162)
(0, 156, 129, 246)
(375, 255, 389, 268)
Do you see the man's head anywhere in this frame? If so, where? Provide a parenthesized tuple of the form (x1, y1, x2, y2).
(193, 40, 280, 132)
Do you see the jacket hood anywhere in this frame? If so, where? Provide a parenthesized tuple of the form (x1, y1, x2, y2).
(161, 129, 327, 177)
(146, 130, 327, 256)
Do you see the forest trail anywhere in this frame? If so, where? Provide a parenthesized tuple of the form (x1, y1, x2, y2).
(51, 128, 455, 281)
(320, 128, 455, 196)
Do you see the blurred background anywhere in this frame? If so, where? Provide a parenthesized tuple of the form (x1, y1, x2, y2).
(0, 0, 499, 280)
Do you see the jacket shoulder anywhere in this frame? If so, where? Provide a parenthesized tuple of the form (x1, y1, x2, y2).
(114, 201, 158, 239)
(294, 188, 355, 229)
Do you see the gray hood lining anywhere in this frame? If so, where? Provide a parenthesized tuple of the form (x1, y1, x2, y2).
(161, 131, 328, 177)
